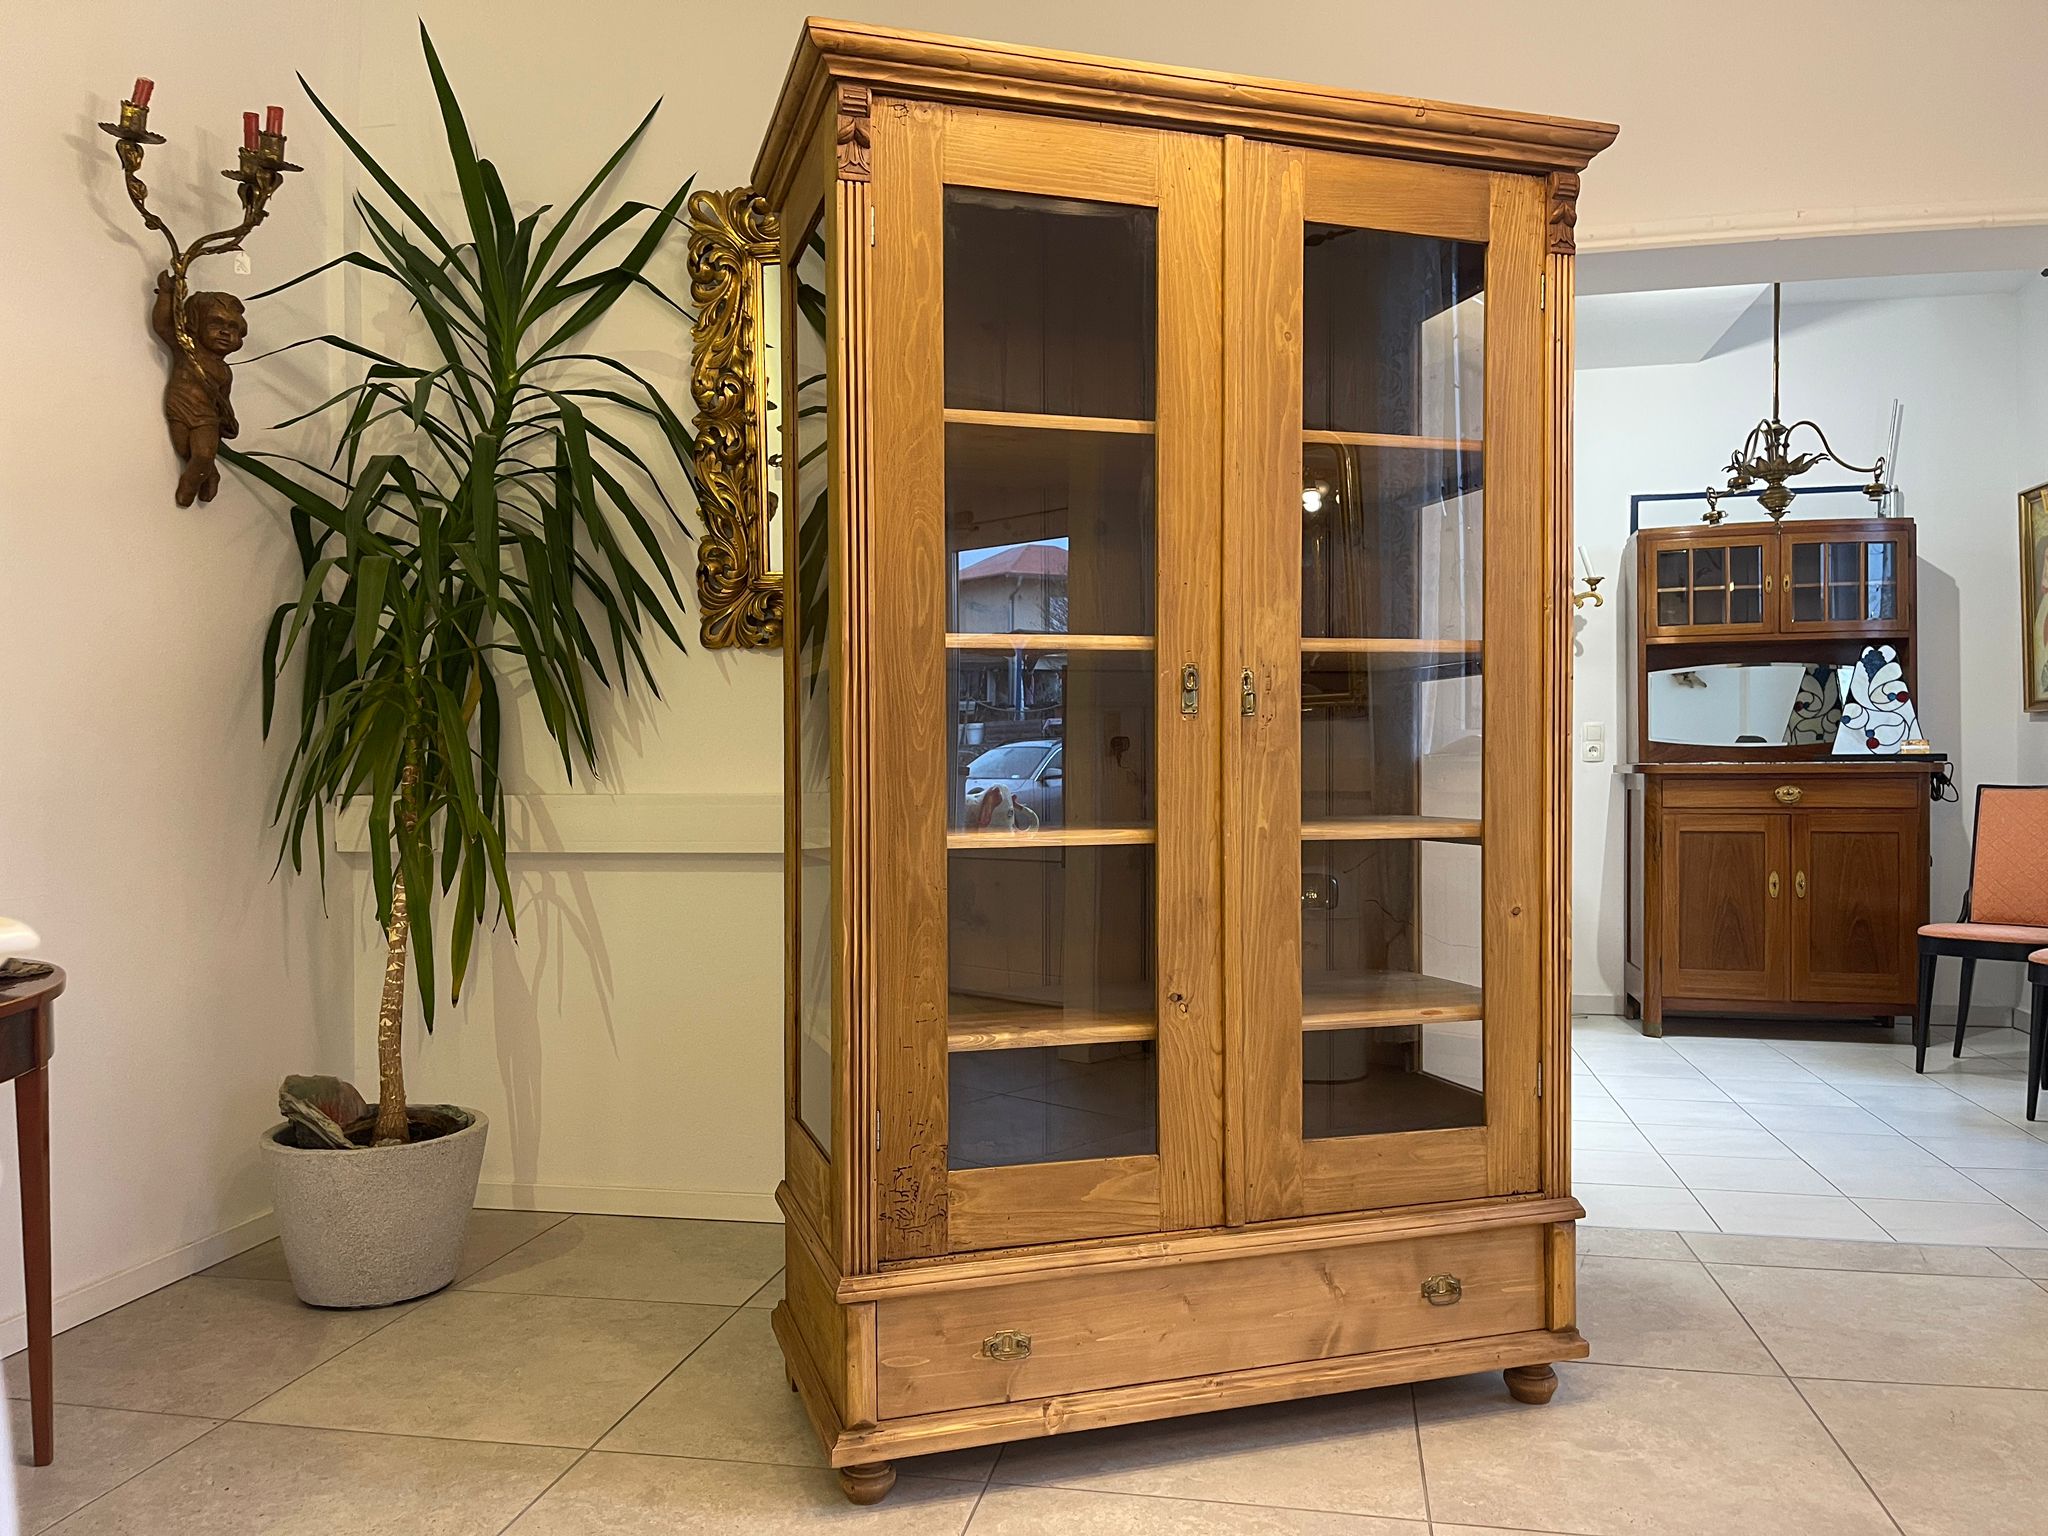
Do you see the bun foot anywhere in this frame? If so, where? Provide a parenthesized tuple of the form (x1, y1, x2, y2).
(839, 1462, 896, 1505)
(1504, 1364, 1559, 1405)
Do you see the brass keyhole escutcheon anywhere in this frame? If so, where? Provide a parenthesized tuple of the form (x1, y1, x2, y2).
(1180, 663, 1200, 718)
(1774, 785, 1803, 804)
(1421, 1273, 1462, 1307)
(981, 1330, 1033, 1362)
(1795, 870, 1808, 899)
(1769, 871, 1781, 898)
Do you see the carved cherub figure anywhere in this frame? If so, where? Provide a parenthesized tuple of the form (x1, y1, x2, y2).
(152, 272, 246, 506)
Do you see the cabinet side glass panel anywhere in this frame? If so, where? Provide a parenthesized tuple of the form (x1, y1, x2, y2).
(1300, 222, 1486, 1141)
(791, 214, 833, 1149)
(942, 187, 1161, 1170)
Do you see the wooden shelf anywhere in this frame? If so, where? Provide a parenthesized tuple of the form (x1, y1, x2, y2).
(1302, 429, 1482, 452)
(945, 407, 1155, 435)
(1301, 638, 1481, 656)
(948, 826, 1155, 849)
(947, 633, 1154, 652)
(1302, 971, 1484, 1032)
(947, 994, 1156, 1052)
(1302, 816, 1482, 843)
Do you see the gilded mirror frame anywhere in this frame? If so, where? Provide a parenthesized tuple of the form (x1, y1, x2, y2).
(689, 186, 784, 649)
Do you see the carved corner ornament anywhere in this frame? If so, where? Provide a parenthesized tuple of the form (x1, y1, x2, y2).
(688, 186, 785, 650)
(836, 84, 873, 180)
(1547, 172, 1580, 256)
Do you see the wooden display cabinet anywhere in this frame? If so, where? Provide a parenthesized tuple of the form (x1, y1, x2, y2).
(758, 20, 1613, 1501)
(1621, 518, 1941, 1034)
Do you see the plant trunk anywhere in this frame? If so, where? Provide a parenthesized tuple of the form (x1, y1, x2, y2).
(373, 872, 411, 1145)
(373, 752, 422, 1147)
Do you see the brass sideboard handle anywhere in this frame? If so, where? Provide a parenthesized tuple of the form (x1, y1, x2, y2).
(981, 1330, 1032, 1362)
(1768, 871, 1781, 898)
(1774, 785, 1803, 804)
(1420, 1273, 1463, 1307)
(1795, 870, 1808, 899)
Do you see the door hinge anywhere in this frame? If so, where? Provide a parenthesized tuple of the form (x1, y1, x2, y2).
(869, 205, 876, 246)
(1540, 271, 1547, 311)
(874, 1110, 882, 1152)
(1536, 1060, 1544, 1099)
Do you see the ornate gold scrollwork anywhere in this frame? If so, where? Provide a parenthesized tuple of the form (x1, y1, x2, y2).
(688, 185, 784, 650)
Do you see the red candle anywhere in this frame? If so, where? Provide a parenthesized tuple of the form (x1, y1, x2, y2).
(131, 77, 154, 107)
(265, 104, 283, 135)
(243, 111, 259, 151)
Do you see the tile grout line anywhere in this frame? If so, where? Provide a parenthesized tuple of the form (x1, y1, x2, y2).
(20, 1414, 234, 1535)
(580, 1301, 747, 1452)
(1697, 1259, 1907, 1535)
(489, 1446, 592, 1536)
(1408, 1381, 1435, 1529)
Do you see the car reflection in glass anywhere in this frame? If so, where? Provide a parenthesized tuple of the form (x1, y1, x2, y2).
(962, 739, 1063, 828)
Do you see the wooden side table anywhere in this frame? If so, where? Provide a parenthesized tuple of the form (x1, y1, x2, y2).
(0, 968, 60, 1466)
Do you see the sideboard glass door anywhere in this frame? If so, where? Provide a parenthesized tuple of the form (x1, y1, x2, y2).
(870, 105, 1224, 1257)
(1233, 144, 1546, 1220)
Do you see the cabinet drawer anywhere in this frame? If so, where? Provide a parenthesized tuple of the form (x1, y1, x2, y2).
(1660, 775, 1921, 813)
(874, 1223, 1545, 1418)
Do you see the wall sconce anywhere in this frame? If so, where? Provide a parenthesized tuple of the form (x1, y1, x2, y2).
(1572, 547, 1605, 610)
(100, 79, 301, 505)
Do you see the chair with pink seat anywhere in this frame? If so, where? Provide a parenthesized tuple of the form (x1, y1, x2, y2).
(1915, 784, 2048, 1088)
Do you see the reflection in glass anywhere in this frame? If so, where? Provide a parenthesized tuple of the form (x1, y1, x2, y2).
(1301, 443, 1482, 642)
(758, 258, 785, 576)
(947, 424, 1155, 636)
(944, 188, 1157, 420)
(1789, 539, 1898, 625)
(950, 1044, 1157, 1168)
(1302, 657, 1482, 823)
(1303, 225, 1484, 438)
(950, 651, 1152, 832)
(791, 215, 833, 1148)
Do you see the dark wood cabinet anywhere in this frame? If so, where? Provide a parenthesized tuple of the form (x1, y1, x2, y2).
(1626, 763, 1938, 1033)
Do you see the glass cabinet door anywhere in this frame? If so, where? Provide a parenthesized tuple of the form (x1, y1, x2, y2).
(869, 105, 1224, 1257)
(1780, 528, 1905, 634)
(1643, 534, 1774, 637)
(1232, 144, 1545, 1220)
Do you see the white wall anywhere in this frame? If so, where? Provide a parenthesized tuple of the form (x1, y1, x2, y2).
(2017, 283, 2048, 781)
(12, 0, 2048, 1339)
(1572, 290, 2031, 1012)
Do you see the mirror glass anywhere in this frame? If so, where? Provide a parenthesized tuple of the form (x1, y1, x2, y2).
(758, 258, 784, 578)
(1647, 662, 1844, 748)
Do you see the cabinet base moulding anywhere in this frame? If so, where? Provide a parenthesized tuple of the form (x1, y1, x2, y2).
(775, 1299, 1584, 1468)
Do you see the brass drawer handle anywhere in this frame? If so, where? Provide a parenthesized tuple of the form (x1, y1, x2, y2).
(1774, 785, 1803, 805)
(1421, 1273, 1463, 1307)
(980, 1330, 1032, 1362)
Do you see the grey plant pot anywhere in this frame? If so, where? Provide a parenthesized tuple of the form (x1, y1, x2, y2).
(260, 1108, 488, 1308)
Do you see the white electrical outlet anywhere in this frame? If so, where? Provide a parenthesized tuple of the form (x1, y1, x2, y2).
(234, 252, 252, 276)
(1581, 721, 1606, 762)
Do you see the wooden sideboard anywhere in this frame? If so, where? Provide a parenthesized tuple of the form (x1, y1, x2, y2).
(1620, 518, 1942, 1033)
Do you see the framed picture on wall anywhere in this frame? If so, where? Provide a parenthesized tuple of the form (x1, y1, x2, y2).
(2023, 481, 2048, 712)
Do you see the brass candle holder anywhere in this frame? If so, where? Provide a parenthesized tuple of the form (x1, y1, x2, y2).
(99, 82, 301, 504)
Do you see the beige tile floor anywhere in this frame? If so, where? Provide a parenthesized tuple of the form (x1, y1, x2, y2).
(12, 1210, 2048, 1534)
(10, 1014, 2048, 1533)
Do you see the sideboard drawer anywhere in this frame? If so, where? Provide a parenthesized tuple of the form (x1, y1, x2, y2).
(874, 1222, 1546, 1418)
(1660, 774, 1922, 813)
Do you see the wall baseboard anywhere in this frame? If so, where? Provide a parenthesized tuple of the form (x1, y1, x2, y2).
(0, 1209, 277, 1358)
(476, 1181, 781, 1224)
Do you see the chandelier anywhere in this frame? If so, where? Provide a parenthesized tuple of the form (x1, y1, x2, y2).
(1704, 283, 1888, 523)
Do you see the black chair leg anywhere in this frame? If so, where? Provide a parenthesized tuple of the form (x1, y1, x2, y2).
(1953, 958, 1978, 1058)
(2030, 984, 2046, 1122)
(1914, 953, 1936, 1072)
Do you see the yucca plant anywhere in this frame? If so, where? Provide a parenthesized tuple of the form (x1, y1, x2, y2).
(224, 27, 697, 1146)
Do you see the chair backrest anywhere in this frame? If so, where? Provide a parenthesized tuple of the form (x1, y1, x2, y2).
(1968, 785, 2048, 925)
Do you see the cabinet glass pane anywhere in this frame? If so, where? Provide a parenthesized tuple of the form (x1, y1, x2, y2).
(947, 845, 1158, 1168)
(949, 650, 1153, 833)
(945, 189, 1156, 419)
(947, 424, 1155, 636)
(1300, 219, 1485, 1143)
(943, 185, 1161, 1171)
(791, 214, 833, 1149)
(950, 1044, 1157, 1169)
